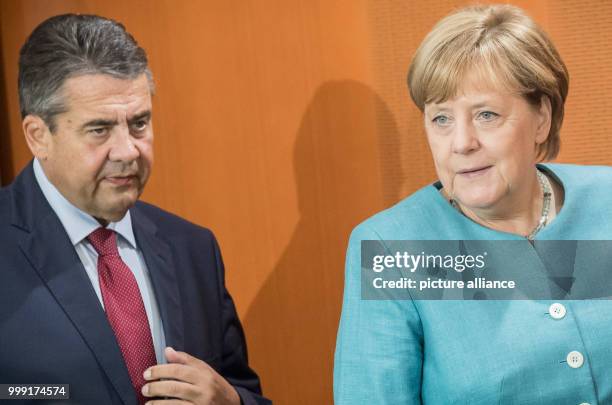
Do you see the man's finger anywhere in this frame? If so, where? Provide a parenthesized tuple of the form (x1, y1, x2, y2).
(144, 363, 200, 384)
(144, 400, 190, 405)
(143, 379, 199, 401)
(164, 347, 213, 371)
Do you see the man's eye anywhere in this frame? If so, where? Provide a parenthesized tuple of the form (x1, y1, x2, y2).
(477, 111, 499, 121)
(131, 120, 148, 132)
(89, 127, 108, 136)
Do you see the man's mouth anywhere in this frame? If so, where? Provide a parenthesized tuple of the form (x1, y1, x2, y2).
(104, 175, 137, 186)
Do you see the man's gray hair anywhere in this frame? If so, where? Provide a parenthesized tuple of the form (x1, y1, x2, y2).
(18, 14, 152, 132)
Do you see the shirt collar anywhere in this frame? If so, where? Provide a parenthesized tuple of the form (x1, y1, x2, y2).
(33, 158, 137, 248)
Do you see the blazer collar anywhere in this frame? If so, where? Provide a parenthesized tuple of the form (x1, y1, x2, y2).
(130, 203, 185, 353)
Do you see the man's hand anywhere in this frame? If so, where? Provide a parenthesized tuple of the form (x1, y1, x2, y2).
(142, 347, 241, 405)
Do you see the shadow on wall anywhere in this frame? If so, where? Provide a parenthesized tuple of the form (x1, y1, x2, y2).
(243, 80, 402, 404)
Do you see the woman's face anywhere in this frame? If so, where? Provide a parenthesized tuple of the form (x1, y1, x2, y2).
(424, 86, 551, 210)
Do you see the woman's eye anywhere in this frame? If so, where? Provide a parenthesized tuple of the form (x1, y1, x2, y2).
(432, 115, 450, 126)
(477, 111, 499, 121)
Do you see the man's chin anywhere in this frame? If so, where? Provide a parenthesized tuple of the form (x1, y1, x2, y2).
(93, 199, 138, 224)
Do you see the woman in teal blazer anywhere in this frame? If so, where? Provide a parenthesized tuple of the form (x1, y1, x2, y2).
(334, 5, 612, 404)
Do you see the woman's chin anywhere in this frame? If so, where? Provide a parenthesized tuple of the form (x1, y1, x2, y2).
(455, 192, 501, 210)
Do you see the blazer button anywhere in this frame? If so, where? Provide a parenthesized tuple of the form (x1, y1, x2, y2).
(549, 303, 566, 320)
(567, 351, 584, 368)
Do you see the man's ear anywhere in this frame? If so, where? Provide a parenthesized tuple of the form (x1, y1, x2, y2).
(535, 95, 552, 145)
(23, 115, 52, 160)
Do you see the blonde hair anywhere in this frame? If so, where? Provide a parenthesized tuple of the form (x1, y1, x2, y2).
(407, 4, 568, 160)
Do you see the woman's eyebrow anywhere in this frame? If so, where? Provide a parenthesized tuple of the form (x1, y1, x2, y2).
(426, 106, 452, 114)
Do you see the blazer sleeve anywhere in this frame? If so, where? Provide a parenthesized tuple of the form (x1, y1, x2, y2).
(333, 225, 424, 404)
(211, 235, 273, 405)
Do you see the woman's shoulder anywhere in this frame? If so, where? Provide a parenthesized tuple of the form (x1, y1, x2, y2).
(350, 183, 445, 241)
(541, 163, 612, 181)
(543, 163, 612, 196)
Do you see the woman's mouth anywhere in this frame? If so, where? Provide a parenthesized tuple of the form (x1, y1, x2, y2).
(456, 166, 492, 178)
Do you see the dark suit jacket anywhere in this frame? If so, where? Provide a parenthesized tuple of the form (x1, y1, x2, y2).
(0, 162, 271, 405)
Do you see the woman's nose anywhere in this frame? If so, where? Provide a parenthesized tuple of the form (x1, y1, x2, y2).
(452, 121, 479, 154)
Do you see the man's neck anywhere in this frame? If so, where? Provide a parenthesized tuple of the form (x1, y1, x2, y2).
(95, 217, 109, 227)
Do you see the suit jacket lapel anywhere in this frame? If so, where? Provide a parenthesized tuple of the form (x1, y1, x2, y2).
(11, 162, 137, 405)
(131, 205, 185, 353)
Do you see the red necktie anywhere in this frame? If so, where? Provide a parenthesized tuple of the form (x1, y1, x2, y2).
(88, 228, 157, 405)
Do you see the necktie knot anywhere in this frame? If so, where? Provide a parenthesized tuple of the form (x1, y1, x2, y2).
(88, 227, 119, 257)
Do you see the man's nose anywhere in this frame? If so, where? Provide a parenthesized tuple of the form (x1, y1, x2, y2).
(451, 121, 479, 154)
(108, 126, 140, 162)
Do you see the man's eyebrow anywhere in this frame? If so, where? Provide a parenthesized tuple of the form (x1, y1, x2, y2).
(128, 110, 152, 125)
(80, 118, 118, 130)
(78, 111, 151, 131)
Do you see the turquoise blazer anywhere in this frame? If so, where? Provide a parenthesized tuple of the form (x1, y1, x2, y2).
(334, 164, 612, 404)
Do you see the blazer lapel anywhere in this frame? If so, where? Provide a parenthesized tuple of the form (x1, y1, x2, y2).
(12, 163, 137, 405)
(131, 205, 185, 353)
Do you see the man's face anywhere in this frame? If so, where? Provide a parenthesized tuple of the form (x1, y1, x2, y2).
(41, 73, 153, 223)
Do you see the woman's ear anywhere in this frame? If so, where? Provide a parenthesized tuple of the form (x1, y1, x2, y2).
(23, 115, 52, 160)
(534, 95, 552, 145)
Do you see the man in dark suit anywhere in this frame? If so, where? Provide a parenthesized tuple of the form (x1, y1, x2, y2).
(0, 14, 271, 405)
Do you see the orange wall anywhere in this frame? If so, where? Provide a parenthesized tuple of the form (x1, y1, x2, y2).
(1, 1, 612, 403)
